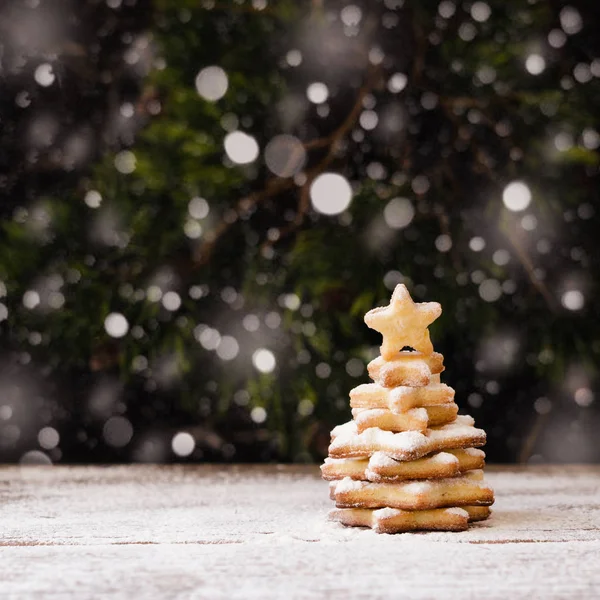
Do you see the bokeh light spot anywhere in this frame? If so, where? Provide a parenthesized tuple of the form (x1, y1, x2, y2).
(196, 326, 221, 350)
(388, 73, 407, 93)
(345, 358, 364, 377)
(479, 279, 502, 302)
(250, 406, 267, 423)
(34, 63, 55, 87)
(582, 129, 600, 150)
(359, 110, 378, 130)
(493, 249, 510, 266)
(521, 214, 537, 231)
(306, 82, 329, 104)
(216, 336, 239, 360)
(310, 173, 352, 215)
(383, 270, 404, 290)
(469, 237, 486, 252)
(297, 398, 314, 416)
(84, 190, 102, 209)
(525, 54, 546, 75)
(438, 1, 455, 18)
(548, 29, 566, 48)
(38, 427, 60, 450)
(20, 450, 52, 465)
(282, 294, 301, 310)
(264, 135, 306, 177)
(114, 150, 136, 174)
(184, 220, 202, 239)
(574, 387, 594, 407)
(559, 6, 583, 35)
(341, 5, 362, 26)
(243, 314, 260, 332)
(561, 289, 584, 311)
(162, 291, 181, 311)
(435, 234, 452, 253)
(471, 2, 491, 22)
(252, 348, 276, 373)
(534, 397, 552, 414)
(383, 197, 414, 229)
(103, 416, 133, 448)
(265, 311, 281, 329)
(316, 362, 331, 378)
(23, 290, 41, 309)
(172, 432, 195, 456)
(224, 131, 259, 164)
(195, 66, 228, 101)
(188, 197, 209, 219)
(104, 312, 129, 338)
(503, 181, 531, 212)
(286, 49, 302, 67)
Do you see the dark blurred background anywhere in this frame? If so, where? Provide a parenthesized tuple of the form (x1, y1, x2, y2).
(0, 0, 598, 465)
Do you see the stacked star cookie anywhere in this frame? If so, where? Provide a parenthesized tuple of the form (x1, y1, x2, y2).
(321, 284, 494, 533)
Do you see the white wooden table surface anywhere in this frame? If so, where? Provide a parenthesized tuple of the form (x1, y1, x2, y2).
(1, 465, 599, 599)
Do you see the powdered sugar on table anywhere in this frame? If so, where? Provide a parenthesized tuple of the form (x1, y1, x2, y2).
(1, 465, 599, 599)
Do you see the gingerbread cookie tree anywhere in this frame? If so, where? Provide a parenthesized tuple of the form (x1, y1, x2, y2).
(321, 284, 494, 533)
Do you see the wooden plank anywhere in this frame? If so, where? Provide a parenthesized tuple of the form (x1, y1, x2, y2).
(0, 465, 599, 598)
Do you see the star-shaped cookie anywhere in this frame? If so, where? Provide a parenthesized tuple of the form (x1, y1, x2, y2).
(364, 284, 442, 359)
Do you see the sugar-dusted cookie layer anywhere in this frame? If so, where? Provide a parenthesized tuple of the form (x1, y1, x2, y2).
(367, 448, 485, 481)
(322, 448, 485, 482)
(350, 381, 455, 412)
(352, 407, 429, 433)
(331, 414, 474, 440)
(364, 284, 442, 359)
(327, 468, 487, 499)
(331, 470, 494, 510)
(329, 416, 485, 461)
(321, 457, 370, 481)
(329, 506, 469, 533)
(352, 404, 458, 433)
(322, 452, 457, 482)
(329, 503, 490, 533)
(367, 353, 444, 388)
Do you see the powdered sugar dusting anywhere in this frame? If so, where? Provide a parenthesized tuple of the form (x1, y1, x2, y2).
(1, 466, 599, 598)
(335, 477, 368, 493)
(369, 452, 399, 468)
(330, 426, 415, 453)
(428, 423, 485, 444)
(433, 452, 459, 465)
(445, 507, 469, 517)
(437, 415, 474, 428)
(410, 407, 428, 420)
(402, 481, 433, 494)
(381, 359, 430, 380)
(350, 382, 387, 398)
(331, 421, 356, 439)
(375, 507, 402, 519)
(388, 430, 427, 451)
(350, 382, 378, 395)
(389, 386, 412, 401)
(359, 427, 398, 445)
(389, 382, 452, 402)
(357, 408, 388, 419)
(330, 420, 484, 458)
(323, 457, 362, 465)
